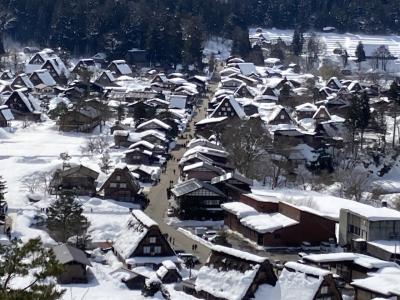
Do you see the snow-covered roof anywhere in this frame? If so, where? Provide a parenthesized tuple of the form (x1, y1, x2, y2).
(183, 145, 229, 159)
(221, 202, 258, 219)
(0, 105, 14, 121)
(351, 267, 400, 297)
(32, 69, 57, 86)
(195, 263, 260, 300)
(240, 213, 299, 234)
(137, 118, 172, 131)
(237, 63, 257, 76)
(111, 60, 132, 75)
(285, 261, 330, 277)
(113, 210, 158, 259)
(195, 116, 228, 125)
(278, 265, 324, 300)
(169, 94, 187, 109)
(210, 95, 246, 119)
(342, 206, 400, 221)
(367, 240, 400, 255)
(129, 140, 156, 150)
(295, 103, 318, 112)
(182, 161, 225, 174)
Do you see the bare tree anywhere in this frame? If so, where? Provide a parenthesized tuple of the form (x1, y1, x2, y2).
(221, 118, 272, 178)
(81, 135, 110, 156)
(21, 171, 53, 196)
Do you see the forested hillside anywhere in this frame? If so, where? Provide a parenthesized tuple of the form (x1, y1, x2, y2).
(3, 0, 400, 61)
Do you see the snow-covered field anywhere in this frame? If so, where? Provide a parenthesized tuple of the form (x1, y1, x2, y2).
(250, 28, 400, 73)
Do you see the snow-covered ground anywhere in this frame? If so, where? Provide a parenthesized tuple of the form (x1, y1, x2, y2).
(250, 28, 400, 73)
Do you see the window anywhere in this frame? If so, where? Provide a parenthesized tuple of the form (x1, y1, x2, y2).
(149, 237, 157, 244)
(203, 199, 220, 206)
(143, 246, 151, 254)
(280, 114, 285, 120)
(110, 183, 117, 188)
(227, 107, 231, 111)
(320, 113, 325, 118)
(120, 183, 127, 188)
(221, 107, 226, 111)
(116, 176, 121, 181)
(154, 246, 161, 254)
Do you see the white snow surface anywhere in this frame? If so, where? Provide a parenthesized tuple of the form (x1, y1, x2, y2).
(278, 268, 323, 300)
(195, 264, 260, 300)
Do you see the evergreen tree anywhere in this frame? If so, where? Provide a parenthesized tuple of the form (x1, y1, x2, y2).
(47, 193, 90, 246)
(231, 26, 251, 59)
(355, 41, 366, 69)
(0, 238, 64, 300)
(292, 28, 304, 56)
(346, 92, 370, 152)
(0, 175, 6, 201)
(182, 16, 204, 69)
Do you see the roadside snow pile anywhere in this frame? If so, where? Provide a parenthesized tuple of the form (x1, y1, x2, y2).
(0, 128, 11, 139)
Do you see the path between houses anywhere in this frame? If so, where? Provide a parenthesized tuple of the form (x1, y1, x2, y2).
(145, 86, 216, 264)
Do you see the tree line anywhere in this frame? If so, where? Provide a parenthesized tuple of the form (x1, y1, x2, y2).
(1, 0, 400, 64)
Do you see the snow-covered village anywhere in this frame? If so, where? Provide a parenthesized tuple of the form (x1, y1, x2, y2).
(1, 1, 400, 300)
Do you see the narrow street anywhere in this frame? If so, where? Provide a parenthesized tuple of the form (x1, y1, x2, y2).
(145, 86, 214, 263)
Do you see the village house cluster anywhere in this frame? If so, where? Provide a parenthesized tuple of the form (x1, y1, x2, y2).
(1, 38, 400, 300)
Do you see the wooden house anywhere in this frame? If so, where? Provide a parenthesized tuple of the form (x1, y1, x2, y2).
(51, 165, 99, 196)
(132, 166, 154, 183)
(156, 260, 181, 284)
(128, 140, 165, 156)
(182, 145, 229, 164)
(113, 130, 130, 148)
(262, 105, 293, 125)
(188, 76, 207, 94)
(59, 106, 101, 132)
(4, 91, 41, 120)
(313, 105, 331, 124)
(113, 210, 177, 268)
(254, 87, 279, 103)
(229, 73, 258, 87)
(0, 70, 13, 80)
(71, 59, 97, 74)
(151, 74, 172, 89)
(29, 69, 57, 87)
(171, 178, 227, 220)
(222, 194, 336, 247)
(107, 60, 132, 77)
(140, 130, 168, 147)
(347, 81, 363, 93)
(53, 244, 92, 284)
(302, 252, 397, 284)
(295, 103, 318, 120)
(183, 245, 277, 300)
(182, 161, 226, 182)
(98, 164, 140, 202)
(280, 262, 343, 300)
(327, 77, 342, 91)
(41, 59, 68, 84)
(351, 268, 400, 300)
(220, 78, 244, 90)
(136, 118, 172, 134)
(0, 105, 14, 127)
(211, 172, 253, 201)
(113, 268, 148, 290)
(234, 84, 257, 99)
(94, 70, 116, 88)
(210, 95, 246, 120)
(124, 148, 153, 165)
(11, 74, 34, 90)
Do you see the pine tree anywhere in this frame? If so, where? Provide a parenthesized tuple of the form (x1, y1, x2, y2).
(292, 28, 304, 56)
(0, 238, 65, 300)
(355, 41, 366, 70)
(0, 175, 6, 201)
(231, 26, 251, 59)
(47, 193, 89, 246)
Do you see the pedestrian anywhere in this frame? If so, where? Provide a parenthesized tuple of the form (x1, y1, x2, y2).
(173, 169, 176, 174)
(195, 244, 198, 251)
(192, 244, 194, 251)
(173, 238, 175, 245)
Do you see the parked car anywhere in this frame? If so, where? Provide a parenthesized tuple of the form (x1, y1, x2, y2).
(202, 230, 218, 240)
(194, 227, 207, 237)
(177, 253, 200, 265)
(208, 235, 231, 247)
(167, 208, 174, 217)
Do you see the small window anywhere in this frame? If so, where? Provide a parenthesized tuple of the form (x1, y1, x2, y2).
(116, 176, 121, 181)
(143, 246, 151, 254)
(154, 246, 161, 254)
(320, 113, 325, 118)
(221, 107, 226, 111)
(110, 183, 117, 188)
(227, 107, 231, 111)
(120, 183, 127, 188)
(149, 237, 157, 244)
(280, 114, 285, 120)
